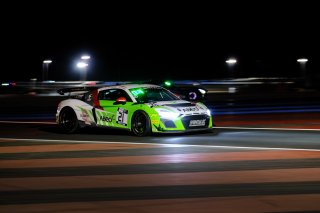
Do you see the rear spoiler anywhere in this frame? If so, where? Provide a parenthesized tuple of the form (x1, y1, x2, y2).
(57, 87, 98, 95)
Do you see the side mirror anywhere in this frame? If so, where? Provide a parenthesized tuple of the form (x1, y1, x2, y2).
(115, 96, 127, 104)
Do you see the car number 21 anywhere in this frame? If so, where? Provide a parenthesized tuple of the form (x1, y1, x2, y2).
(116, 108, 128, 126)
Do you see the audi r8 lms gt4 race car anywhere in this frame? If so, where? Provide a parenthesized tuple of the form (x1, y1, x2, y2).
(161, 81, 208, 101)
(56, 84, 214, 136)
(138, 80, 208, 101)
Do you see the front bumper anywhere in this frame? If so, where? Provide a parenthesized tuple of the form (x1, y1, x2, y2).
(153, 127, 214, 134)
(152, 114, 213, 133)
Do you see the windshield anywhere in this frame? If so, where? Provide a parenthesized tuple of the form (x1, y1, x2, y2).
(129, 87, 180, 103)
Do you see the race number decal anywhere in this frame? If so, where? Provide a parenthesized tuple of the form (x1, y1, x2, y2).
(116, 108, 128, 126)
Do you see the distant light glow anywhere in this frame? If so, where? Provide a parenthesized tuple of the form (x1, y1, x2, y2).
(226, 58, 237, 64)
(77, 62, 88, 68)
(1, 83, 9, 86)
(198, 88, 206, 94)
(164, 81, 172, 86)
(228, 87, 237, 93)
(43, 60, 52, 64)
(81, 55, 91, 60)
(85, 81, 96, 85)
(297, 58, 308, 63)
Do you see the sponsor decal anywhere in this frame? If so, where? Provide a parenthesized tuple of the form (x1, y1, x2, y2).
(100, 115, 114, 122)
(181, 107, 200, 113)
(117, 108, 128, 126)
(80, 110, 89, 120)
(96, 110, 115, 126)
(79, 107, 93, 125)
(151, 120, 159, 124)
(131, 89, 144, 97)
(149, 102, 160, 107)
(189, 119, 206, 127)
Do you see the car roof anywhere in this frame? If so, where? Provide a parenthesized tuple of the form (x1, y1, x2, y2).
(97, 83, 162, 91)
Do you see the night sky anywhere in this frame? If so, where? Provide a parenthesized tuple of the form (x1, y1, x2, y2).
(1, 2, 320, 82)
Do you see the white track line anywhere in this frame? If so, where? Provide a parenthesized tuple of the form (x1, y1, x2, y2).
(1, 137, 320, 152)
(1, 120, 320, 132)
(0, 121, 55, 124)
(214, 126, 320, 132)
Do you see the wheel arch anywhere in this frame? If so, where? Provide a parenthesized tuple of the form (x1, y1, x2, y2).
(59, 105, 82, 123)
(130, 109, 152, 136)
(58, 99, 91, 121)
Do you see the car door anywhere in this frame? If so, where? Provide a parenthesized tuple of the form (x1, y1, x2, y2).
(95, 89, 133, 129)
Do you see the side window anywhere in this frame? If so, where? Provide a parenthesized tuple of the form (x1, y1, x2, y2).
(117, 90, 133, 102)
(98, 89, 117, 100)
(83, 91, 94, 105)
(98, 89, 132, 102)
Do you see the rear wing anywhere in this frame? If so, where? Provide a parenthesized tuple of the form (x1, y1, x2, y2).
(57, 87, 98, 95)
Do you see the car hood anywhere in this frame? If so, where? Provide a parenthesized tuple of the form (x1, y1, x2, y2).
(145, 100, 208, 115)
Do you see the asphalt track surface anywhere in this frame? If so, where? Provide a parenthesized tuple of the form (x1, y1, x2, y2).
(1, 92, 320, 212)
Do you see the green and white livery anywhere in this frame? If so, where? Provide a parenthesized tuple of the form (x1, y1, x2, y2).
(56, 84, 214, 136)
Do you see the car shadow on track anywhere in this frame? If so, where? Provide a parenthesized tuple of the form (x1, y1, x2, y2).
(39, 125, 132, 136)
(39, 125, 219, 137)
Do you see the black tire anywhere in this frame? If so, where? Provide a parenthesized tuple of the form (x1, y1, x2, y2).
(58, 107, 79, 133)
(131, 110, 151, 136)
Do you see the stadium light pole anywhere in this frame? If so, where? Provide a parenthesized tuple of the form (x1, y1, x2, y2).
(297, 58, 308, 76)
(225, 58, 237, 79)
(77, 61, 88, 81)
(79, 55, 90, 82)
(297, 58, 309, 86)
(42, 60, 52, 81)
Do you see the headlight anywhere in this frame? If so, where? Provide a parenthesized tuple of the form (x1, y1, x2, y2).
(206, 109, 211, 116)
(155, 108, 180, 120)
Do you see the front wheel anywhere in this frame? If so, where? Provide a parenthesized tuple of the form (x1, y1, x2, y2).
(131, 110, 151, 136)
(59, 107, 79, 133)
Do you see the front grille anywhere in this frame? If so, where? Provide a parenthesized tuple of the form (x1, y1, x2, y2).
(161, 119, 176, 128)
(181, 115, 210, 129)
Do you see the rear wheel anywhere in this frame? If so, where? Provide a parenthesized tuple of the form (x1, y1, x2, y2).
(59, 107, 79, 133)
(131, 110, 151, 136)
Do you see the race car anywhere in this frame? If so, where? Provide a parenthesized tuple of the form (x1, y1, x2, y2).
(56, 84, 214, 136)
(161, 81, 208, 101)
(130, 80, 208, 101)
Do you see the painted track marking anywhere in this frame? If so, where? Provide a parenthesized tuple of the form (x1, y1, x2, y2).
(1, 137, 320, 152)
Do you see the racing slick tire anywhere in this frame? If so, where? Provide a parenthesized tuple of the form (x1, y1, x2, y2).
(58, 107, 79, 134)
(131, 110, 151, 136)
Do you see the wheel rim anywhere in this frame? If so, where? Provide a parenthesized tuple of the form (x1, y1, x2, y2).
(60, 109, 76, 132)
(133, 113, 147, 135)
